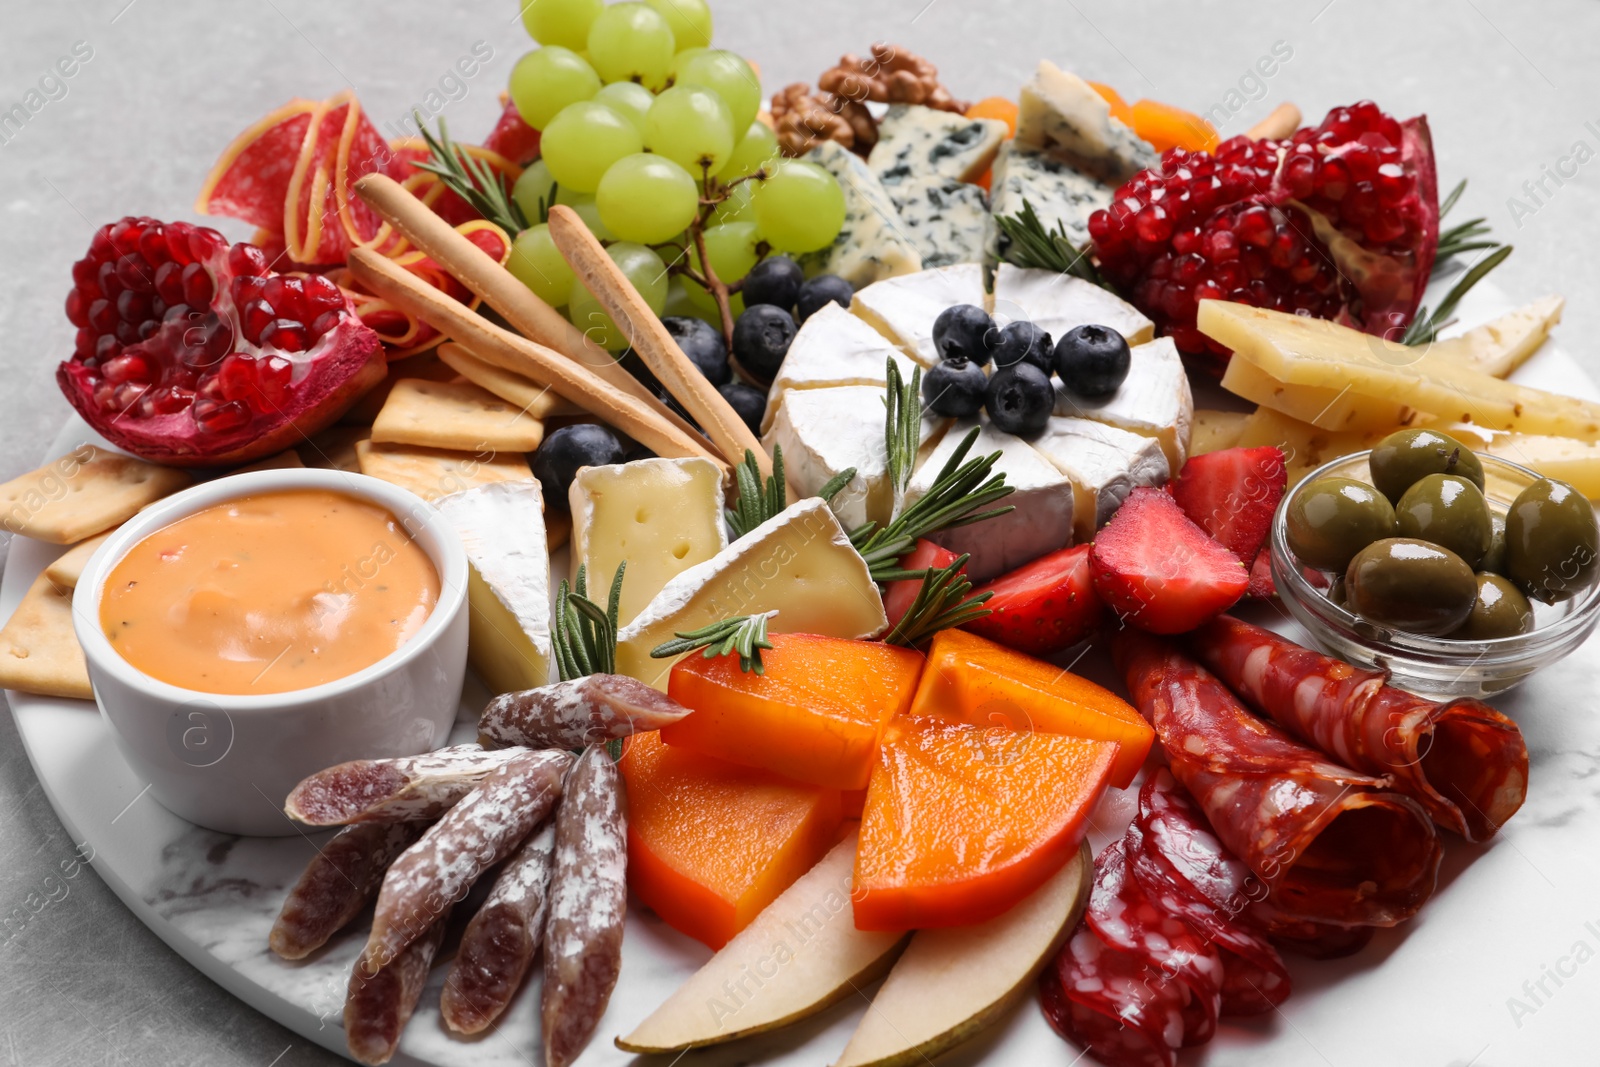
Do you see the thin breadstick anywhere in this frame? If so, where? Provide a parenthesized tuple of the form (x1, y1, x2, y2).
(352, 173, 701, 444)
(546, 205, 771, 476)
(436, 342, 583, 422)
(346, 248, 724, 472)
(1247, 102, 1301, 141)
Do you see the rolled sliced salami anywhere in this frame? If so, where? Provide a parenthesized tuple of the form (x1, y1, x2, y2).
(270, 821, 426, 960)
(478, 673, 693, 750)
(1190, 615, 1528, 842)
(1040, 923, 1187, 1067)
(285, 744, 528, 826)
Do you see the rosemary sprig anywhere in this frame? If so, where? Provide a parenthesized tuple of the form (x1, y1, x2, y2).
(1404, 244, 1514, 346)
(883, 556, 992, 647)
(883, 359, 921, 496)
(410, 113, 528, 235)
(726, 447, 792, 539)
(650, 611, 777, 674)
(996, 199, 1110, 289)
(1434, 180, 1500, 261)
(553, 562, 625, 681)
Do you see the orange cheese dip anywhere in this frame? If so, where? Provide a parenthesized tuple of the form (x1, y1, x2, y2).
(100, 489, 439, 695)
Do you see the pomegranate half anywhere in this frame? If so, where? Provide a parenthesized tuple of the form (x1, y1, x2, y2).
(58, 216, 386, 467)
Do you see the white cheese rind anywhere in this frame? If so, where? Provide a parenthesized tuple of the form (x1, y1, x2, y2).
(1054, 336, 1194, 470)
(868, 104, 1009, 186)
(764, 385, 894, 532)
(1015, 60, 1158, 184)
(761, 302, 914, 433)
(803, 140, 922, 287)
(989, 141, 1115, 257)
(991, 263, 1154, 347)
(851, 264, 988, 367)
(888, 175, 992, 270)
(1028, 416, 1169, 542)
(434, 481, 551, 696)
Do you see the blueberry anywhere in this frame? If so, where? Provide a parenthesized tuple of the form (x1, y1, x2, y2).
(932, 304, 997, 367)
(732, 304, 797, 381)
(1054, 324, 1131, 397)
(741, 256, 804, 312)
(796, 274, 853, 323)
(922, 358, 988, 418)
(991, 320, 1054, 373)
(533, 423, 627, 505)
(985, 362, 1054, 437)
(661, 316, 730, 385)
(718, 381, 766, 436)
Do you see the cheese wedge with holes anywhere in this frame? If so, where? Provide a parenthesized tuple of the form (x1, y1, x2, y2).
(1029, 416, 1169, 542)
(1053, 336, 1193, 468)
(764, 385, 894, 533)
(615, 498, 887, 689)
(434, 482, 551, 695)
(991, 264, 1154, 347)
(851, 264, 988, 367)
(761, 303, 914, 433)
(568, 457, 727, 627)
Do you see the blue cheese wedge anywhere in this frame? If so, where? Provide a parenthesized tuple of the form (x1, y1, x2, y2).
(887, 175, 992, 269)
(1016, 60, 1158, 184)
(991, 263, 1154, 346)
(1054, 336, 1194, 469)
(990, 141, 1114, 256)
(868, 104, 1009, 186)
(851, 264, 988, 366)
(761, 303, 915, 433)
(1028, 416, 1169, 542)
(803, 140, 922, 286)
(764, 384, 897, 532)
(903, 418, 1075, 582)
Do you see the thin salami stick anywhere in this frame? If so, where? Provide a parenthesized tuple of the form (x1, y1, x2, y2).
(478, 673, 693, 750)
(542, 745, 628, 1067)
(439, 820, 556, 1034)
(285, 744, 528, 826)
(358, 749, 571, 976)
(1190, 615, 1529, 841)
(270, 822, 427, 960)
(344, 907, 451, 1066)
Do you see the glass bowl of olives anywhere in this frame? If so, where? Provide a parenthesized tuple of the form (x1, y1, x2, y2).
(1271, 428, 1600, 699)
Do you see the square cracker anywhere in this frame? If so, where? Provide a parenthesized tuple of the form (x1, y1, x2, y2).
(42, 530, 113, 591)
(0, 573, 92, 700)
(371, 379, 546, 452)
(0, 446, 190, 545)
(355, 441, 534, 502)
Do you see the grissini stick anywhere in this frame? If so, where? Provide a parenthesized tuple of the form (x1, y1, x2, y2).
(546, 204, 771, 477)
(1247, 102, 1302, 140)
(347, 248, 724, 471)
(436, 342, 583, 421)
(353, 173, 701, 444)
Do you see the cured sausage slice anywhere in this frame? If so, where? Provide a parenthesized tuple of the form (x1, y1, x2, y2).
(1040, 925, 1186, 1067)
(270, 821, 425, 960)
(478, 674, 693, 750)
(286, 744, 527, 826)
(345, 908, 450, 1065)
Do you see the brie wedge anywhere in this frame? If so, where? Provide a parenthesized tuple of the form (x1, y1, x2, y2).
(1054, 336, 1194, 469)
(1015, 59, 1158, 184)
(761, 303, 914, 433)
(852, 263, 988, 367)
(1029, 416, 1170, 542)
(803, 140, 923, 286)
(764, 385, 895, 532)
(991, 263, 1154, 347)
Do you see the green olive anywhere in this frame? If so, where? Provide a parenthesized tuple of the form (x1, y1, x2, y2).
(1455, 573, 1535, 640)
(1481, 511, 1508, 575)
(1286, 477, 1397, 572)
(1345, 537, 1477, 635)
(1326, 574, 1348, 608)
(1369, 428, 1485, 503)
(1505, 477, 1600, 602)
(1395, 473, 1493, 569)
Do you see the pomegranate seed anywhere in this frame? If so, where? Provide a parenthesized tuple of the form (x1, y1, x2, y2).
(260, 318, 309, 353)
(263, 276, 306, 320)
(93, 380, 116, 409)
(87, 299, 116, 333)
(302, 274, 345, 317)
(197, 374, 227, 401)
(115, 254, 154, 293)
(1364, 211, 1407, 244)
(95, 334, 122, 361)
(137, 320, 159, 341)
(1282, 154, 1316, 199)
(163, 303, 193, 324)
(1237, 207, 1273, 247)
(165, 224, 195, 266)
(72, 258, 100, 293)
(138, 227, 169, 266)
(103, 351, 152, 383)
(230, 275, 266, 308)
(65, 289, 91, 328)
(182, 262, 215, 308)
(73, 327, 95, 356)
(193, 398, 251, 434)
(309, 310, 345, 339)
(98, 261, 124, 300)
(1342, 143, 1377, 183)
(218, 354, 257, 402)
(228, 243, 270, 277)
(250, 355, 294, 412)
(154, 261, 185, 305)
(1342, 182, 1377, 225)
(116, 289, 153, 323)
(148, 386, 194, 415)
(188, 227, 226, 264)
(1203, 229, 1239, 262)
(114, 321, 141, 346)
(108, 220, 142, 255)
(1375, 162, 1411, 205)
(242, 299, 276, 345)
(112, 381, 149, 411)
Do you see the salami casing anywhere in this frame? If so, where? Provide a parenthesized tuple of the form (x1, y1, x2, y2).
(344, 908, 450, 1065)
(1040, 924, 1186, 1067)
(286, 744, 527, 826)
(270, 821, 425, 960)
(479, 673, 693, 749)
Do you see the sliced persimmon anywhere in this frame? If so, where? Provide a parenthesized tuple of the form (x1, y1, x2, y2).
(663, 634, 925, 791)
(1130, 98, 1220, 153)
(911, 629, 1152, 788)
(853, 714, 1118, 931)
(1087, 81, 1135, 127)
(620, 732, 843, 949)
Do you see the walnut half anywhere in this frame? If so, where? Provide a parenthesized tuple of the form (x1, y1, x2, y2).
(817, 43, 969, 115)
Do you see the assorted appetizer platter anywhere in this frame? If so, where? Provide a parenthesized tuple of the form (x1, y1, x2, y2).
(5, 1, 1600, 1065)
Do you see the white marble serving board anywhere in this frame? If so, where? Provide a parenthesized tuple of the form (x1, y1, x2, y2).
(6, 282, 1600, 1066)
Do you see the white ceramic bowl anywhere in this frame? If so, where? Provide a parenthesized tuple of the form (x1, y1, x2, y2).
(73, 468, 468, 837)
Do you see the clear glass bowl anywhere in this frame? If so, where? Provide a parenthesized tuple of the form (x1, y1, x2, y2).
(1271, 450, 1600, 699)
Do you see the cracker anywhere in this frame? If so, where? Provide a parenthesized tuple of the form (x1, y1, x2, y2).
(0, 446, 191, 545)
(298, 426, 369, 473)
(371, 378, 546, 452)
(42, 531, 112, 591)
(437, 343, 582, 421)
(341, 350, 459, 427)
(355, 441, 534, 502)
(0, 573, 92, 700)
(232, 450, 305, 473)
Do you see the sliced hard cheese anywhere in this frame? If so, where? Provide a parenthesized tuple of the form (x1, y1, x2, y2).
(434, 482, 552, 695)
(1191, 408, 1253, 455)
(1029, 416, 1169, 542)
(1234, 406, 1399, 486)
(991, 263, 1154, 347)
(1015, 60, 1158, 184)
(904, 419, 1075, 582)
(886, 175, 991, 269)
(1436, 295, 1564, 378)
(869, 104, 1009, 186)
(803, 140, 922, 287)
(615, 498, 888, 689)
(852, 264, 988, 367)
(568, 457, 727, 626)
(1431, 424, 1600, 500)
(761, 303, 914, 433)
(1222, 354, 1416, 432)
(989, 140, 1114, 256)
(765, 385, 895, 532)
(1200, 299, 1600, 442)
(618, 829, 908, 1053)
(1053, 336, 1193, 469)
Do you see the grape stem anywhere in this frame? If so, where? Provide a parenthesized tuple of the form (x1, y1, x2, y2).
(691, 222, 738, 353)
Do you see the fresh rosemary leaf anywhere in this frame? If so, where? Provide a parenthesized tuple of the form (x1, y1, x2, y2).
(995, 199, 1110, 289)
(883, 556, 992, 647)
(553, 562, 624, 680)
(1404, 244, 1514, 346)
(817, 467, 858, 504)
(883, 359, 922, 496)
(649, 611, 778, 674)
(411, 113, 527, 236)
(1439, 178, 1467, 221)
(726, 447, 789, 539)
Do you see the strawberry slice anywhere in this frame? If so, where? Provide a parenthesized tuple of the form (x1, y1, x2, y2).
(1168, 446, 1287, 562)
(884, 539, 962, 627)
(1090, 488, 1249, 634)
(1248, 544, 1277, 599)
(962, 545, 1102, 656)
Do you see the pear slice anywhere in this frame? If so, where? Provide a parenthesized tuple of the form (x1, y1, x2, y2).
(618, 828, 909, 1053)
(832, 841, 1092, 1067)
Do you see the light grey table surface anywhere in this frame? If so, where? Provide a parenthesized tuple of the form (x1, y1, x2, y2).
(2, 1, 1598, 1063)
